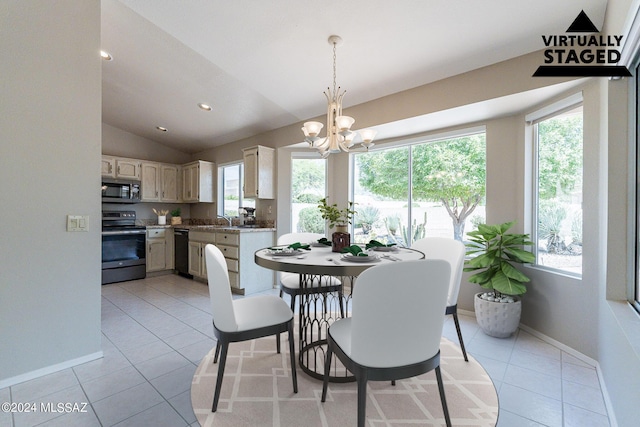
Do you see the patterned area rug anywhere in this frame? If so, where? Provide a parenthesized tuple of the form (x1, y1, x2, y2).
(191, 335, 498, 426)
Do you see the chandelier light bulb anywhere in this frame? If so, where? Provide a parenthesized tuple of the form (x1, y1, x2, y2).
(359, 129, 377, 143)
(303, 121, 323, 138)
(343, 132, 356, 148)
(335, 115, 355, 133)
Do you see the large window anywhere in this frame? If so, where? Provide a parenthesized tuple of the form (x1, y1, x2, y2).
(352, 131, 486, 246)
(530, 101, 583, 276)
(291, 156, 327, 233)
(218, 163, 254, 217)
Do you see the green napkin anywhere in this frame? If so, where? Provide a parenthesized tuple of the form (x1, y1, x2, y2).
(288, 242, 310, 250)
(365, 239, 397, 249)
(341, 245, 369, 256)
(317, 237, 332, 246)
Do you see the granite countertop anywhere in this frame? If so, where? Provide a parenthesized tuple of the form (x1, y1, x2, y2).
(145, 224, 275, 233)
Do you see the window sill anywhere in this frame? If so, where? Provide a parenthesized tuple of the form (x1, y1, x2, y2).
(606, 300, 640, 360)
(524, 264, 582, 280)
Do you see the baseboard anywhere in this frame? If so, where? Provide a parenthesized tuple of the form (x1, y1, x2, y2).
(595, 363, 619, 427)
(0, 351, 103, 389)
(518, 324, 597, 366)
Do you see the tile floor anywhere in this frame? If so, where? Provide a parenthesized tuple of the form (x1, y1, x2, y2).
(1, 274, 611, 427)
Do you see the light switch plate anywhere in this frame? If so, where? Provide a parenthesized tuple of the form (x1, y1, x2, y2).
(67, 215, 89, 232)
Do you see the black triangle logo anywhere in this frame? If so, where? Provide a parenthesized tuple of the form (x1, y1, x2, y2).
(566, 10, 599, 32)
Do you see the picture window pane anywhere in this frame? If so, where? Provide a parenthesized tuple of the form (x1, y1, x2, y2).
(533, 106, 583, 276)
(352, 133, 486, 246)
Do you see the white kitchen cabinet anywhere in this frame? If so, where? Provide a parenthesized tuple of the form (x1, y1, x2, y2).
(141, 161, 161, 201)
(243, 145, 275, 199)
(217, 229, 274, 294)
(182, 160, 215, 203)
(101, 156, 141, 179)
(188, 230, 216, 278)
(161, 164, 179, 202)
(140, 162, 180, 202)
(101, 156, 116, 177)
(115, 159, 141, 180)
(146, 228, 174, 272)
(187, 228, 274, 294)
(188, 241, 205, 277)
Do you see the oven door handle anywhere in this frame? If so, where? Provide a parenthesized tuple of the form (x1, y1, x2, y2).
(101, 230, 147, 236)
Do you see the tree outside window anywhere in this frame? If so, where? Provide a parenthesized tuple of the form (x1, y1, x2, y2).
(353, 133, 486, 245)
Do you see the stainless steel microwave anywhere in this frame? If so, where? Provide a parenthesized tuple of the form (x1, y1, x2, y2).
(102, 179, 141, 203)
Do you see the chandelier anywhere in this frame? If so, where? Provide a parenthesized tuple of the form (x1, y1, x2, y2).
(301, 35, 377, 157)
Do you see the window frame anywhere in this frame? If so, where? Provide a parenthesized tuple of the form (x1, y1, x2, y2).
(290, 152, 328, 234)
(217, 161, 253, 217)
(634, 57, 640, 312)
(526, 94, 584, 278)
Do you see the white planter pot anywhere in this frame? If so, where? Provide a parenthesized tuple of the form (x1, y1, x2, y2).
(474, 292, 521, 338)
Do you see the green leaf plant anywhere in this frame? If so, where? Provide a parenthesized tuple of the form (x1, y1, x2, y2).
(464, 221, 535, 298)
(318, 198, 356, 229)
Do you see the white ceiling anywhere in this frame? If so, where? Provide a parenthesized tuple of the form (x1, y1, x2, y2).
(101, 0, 607, 154)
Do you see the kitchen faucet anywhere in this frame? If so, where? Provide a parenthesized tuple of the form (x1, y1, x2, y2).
(217, 214, 232, 226)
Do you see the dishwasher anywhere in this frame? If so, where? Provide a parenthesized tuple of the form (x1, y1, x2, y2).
(174, 228, 192, 278)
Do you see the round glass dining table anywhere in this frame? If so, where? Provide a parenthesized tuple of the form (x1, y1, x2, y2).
(255, 244, 425, 381)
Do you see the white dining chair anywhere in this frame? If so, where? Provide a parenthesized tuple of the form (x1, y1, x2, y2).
(277, 232, 344, 315)
(321, 259, 452, 427)
(412, 237, 468, 361)
(204, 244, 297, 412)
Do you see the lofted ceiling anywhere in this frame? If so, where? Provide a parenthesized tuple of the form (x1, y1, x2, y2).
(101, 0, 607, 154)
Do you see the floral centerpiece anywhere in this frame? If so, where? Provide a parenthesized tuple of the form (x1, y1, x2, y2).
(318, 198, 356, 252)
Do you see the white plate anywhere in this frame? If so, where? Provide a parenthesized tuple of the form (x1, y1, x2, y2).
(340, 253, 379, 263)
(371, 246, 398, 252)
(311, 242, 330, 247)
(267, 249, 304, 257)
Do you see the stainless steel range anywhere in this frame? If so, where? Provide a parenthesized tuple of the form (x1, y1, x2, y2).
(101, 210, 146, 285)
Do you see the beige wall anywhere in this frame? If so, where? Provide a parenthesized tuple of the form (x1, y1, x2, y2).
(0, 0, 102, 385)
(102, 123, 192, 164)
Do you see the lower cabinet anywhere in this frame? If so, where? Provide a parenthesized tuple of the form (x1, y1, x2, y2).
(188, 231, 215, 278)
(188, 229, 274, 294)
(146, 228, 174, 272)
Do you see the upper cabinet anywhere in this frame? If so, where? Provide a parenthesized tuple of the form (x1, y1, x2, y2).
(161, 164, 179, 202)
(101, 156, 141, 180)
(101, 156, 116, 177)
(140, 162, 180, 202)
(141, 161, 161, 201)
(182, 160, 215, 203)
(103, 155, 214, 204)
(243, 145, 274, 199)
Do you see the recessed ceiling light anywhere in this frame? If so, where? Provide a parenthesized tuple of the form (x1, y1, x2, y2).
(100, 50, 113, 61)
(198, 103, 212, 111)
(156, 126, 168, 132)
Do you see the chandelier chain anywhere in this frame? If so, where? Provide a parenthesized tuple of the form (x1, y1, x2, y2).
(332, 41, 337, 101)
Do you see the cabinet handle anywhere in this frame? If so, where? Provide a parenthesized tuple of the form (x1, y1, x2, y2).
(117, 166, 120, 174)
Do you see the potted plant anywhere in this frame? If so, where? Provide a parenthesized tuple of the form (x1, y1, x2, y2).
(170, 207, 182, 225)
(318, 198, 356, 252)
(464, 221, 535, 337)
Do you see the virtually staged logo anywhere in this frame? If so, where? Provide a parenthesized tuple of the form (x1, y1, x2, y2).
(533, 10, 631, 77)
